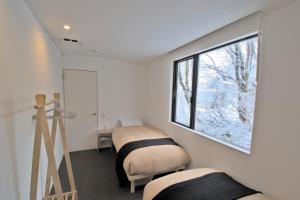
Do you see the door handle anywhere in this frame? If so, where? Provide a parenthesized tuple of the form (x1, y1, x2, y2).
(89, 112, 97, 116)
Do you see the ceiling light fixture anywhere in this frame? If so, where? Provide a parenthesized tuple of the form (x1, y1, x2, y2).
(63, 25, 71, 30)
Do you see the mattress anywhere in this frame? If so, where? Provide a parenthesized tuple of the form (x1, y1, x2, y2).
(144, 168, 271, 200)
(112, 126, 190, 176)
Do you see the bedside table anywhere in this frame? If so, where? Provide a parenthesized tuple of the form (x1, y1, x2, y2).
(97, 129, 113, 151)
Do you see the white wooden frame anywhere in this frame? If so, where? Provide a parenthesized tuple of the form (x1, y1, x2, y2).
(30, 93, 77, 200)
(125, 165, 186, 193)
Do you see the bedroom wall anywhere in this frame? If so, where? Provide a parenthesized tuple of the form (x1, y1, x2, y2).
(63, 55, 147, 130)
(145, 1, 300, 200)
(0, 0, 63, 199)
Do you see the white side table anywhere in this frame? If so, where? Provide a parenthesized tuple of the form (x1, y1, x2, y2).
(97, 129, 113, 151)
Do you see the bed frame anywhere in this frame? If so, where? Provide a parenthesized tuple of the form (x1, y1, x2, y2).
(125, 165, 186, 193)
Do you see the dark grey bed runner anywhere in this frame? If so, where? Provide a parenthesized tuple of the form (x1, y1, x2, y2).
(153, 172, 261, 200)
(115, 138, 180, 186)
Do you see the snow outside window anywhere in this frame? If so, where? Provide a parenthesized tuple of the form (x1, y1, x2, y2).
(172, 35, 258, 153)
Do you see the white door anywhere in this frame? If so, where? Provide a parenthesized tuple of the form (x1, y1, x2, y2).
(63, 69, 98, 152)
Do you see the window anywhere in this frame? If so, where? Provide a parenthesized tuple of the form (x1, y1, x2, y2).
(171, 35, 258, 153)
(172, 58, 194, 127)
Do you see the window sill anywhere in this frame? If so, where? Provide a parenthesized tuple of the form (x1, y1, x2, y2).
(169, 121, 251, 155)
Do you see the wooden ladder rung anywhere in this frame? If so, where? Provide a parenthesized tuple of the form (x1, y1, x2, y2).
(45, 191, 77, 200)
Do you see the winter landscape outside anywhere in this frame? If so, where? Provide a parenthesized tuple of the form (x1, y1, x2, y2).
(175, 58, 193, 126)
(174, 36, 258, 152)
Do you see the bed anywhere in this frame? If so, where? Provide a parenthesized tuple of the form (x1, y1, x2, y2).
(112, 125, 190, 193)
(144, 168, 271, 200)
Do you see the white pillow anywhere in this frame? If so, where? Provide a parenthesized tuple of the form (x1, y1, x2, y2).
(120, 119, 143, 127)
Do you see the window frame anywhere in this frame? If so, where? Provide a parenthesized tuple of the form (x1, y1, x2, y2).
(171, 34, 259, 152)
(171, 56, 197, 128)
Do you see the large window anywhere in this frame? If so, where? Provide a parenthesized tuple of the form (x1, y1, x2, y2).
(171, 35, 258, 153)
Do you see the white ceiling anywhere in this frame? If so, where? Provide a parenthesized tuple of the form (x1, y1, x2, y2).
(26, 0, 287, 62)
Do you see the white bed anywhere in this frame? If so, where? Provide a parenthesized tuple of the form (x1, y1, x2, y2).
(112, 125, 190, 193)
(144, 168, 271, 200)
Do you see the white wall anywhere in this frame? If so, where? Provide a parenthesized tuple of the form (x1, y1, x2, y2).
(63, 55, 147, 130)
(0, 0, 63, 199)
(145, 1, 300, 200)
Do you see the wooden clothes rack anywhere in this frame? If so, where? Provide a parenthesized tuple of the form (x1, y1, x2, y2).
(30, 93, 77, 200)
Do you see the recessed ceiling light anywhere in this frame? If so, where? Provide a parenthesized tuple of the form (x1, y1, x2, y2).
(63, 25, 71, 30)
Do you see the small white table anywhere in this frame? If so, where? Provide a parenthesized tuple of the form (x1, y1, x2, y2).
(97, 129, 113, 151)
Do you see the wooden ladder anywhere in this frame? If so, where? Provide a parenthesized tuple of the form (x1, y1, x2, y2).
(30, 93, 77, 200)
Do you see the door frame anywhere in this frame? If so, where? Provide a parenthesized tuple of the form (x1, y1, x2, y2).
(63, 68, 99, 133)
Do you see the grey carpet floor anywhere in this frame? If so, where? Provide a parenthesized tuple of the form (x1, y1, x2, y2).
(57, 149, 143, 200)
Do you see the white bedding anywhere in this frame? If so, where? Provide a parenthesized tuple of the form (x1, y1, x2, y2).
(112, 126, 190, 176)
(144, 168, 271, 200)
